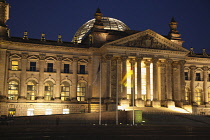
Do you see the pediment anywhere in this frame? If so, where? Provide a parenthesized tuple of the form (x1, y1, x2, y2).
(105, 29, 189, 52)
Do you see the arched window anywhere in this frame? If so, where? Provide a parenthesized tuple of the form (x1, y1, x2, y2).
(195, 88, 202, 105)
(77, 82, 86, 101)
(208, 89, 210, 103)
(61, 82, 70, 101)
(8, 81, 19, 100)
(27, 81, 36, 100)
(44, 81, 54, 101)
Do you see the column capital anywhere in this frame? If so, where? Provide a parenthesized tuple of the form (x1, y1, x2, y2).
(56, 55, 63, 61)
(120, 55, 128, 61)
(190, 66, 196, 70)
(158, 62, 166, 67)
(152, 58, 159, 63)
(179, 60, 186, 65)
(73, 57, 79, 62)
(172, 61, 179, 68)
(144, 60, 151, 66)
(129, 59, 136, 65)
(136, 56, 143, 62)
(21, 53, 28, 59)
(105, 54, 113, 60)
(203, 66, 208, 71)
(39, 53, 46, 60)
(166, 59, 173, 64)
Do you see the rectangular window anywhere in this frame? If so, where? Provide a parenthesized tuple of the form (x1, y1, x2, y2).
(185, 72, 188, 80)
(45, 109, 52, 115)
(27, 109, 34, 116)
(47, 63, 53, 72)
(195, 73, 201, 81)
(11, 61, 19, 70)
(63, 109, 70, 114)
(80, 65, 85, 74)
(64, 64, 70, 73)
(208, 74, 210, 81)
(30, 62, 36, 71)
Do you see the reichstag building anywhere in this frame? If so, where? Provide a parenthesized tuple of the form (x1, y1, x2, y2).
(0, 0, 210, 116)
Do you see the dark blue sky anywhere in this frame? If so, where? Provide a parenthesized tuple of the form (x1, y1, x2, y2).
(6, 0, 210, 53)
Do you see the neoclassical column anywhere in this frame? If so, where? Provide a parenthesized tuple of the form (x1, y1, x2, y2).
(179, 60, 186, 102)
(145, 60, 151, 102)
(130, 59, 136, 106)
(152, 58, 159, 101)
(71, 57, 78, 101)
(19, 53, 28, 99)
(203, 66, 208, 104)
(166, 59, 173, 101)
(38, 54, 45, 100)
(190, 66, 196, 104)
(172, 62, 181, 103)
(159, 61, 166, 102)
(105, 54, 113, 99)
(54, 55, 62, 101)
(121, 56, 127, 99)
(117, 58, 122, 99)
(101, 57, 107, 98)
(136, 57, 142, 100)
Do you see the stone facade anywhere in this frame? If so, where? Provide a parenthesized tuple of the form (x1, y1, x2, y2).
(0, 1, 210, 116)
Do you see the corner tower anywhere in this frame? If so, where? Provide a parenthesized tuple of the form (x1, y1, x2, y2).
(167, 17, 184, 46)
(0, 0, 9, 38)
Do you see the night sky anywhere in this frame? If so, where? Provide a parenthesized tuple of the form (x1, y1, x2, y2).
(6, 0, 210, 53)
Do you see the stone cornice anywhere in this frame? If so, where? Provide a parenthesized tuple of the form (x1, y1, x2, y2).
(102, 44, 188, 55)
(186, 57, 210, 62)
(104, 29, 189, 52)
(0, 40, 100, 54)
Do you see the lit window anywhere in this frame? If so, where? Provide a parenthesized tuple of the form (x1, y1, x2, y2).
(61, 82, 70, 101)
(30, 62, 36, 71)
(47, 63, 53, 72)
(45, 109, 52, 115)
(27, 109, 34, 116)
(27, 81, 36, 100)
(80, 65, 85, 74)
(44, 82, 53, 101)
(63, 109, 69, 114)
(8, 81, 19, 100)
(195, 88, 201, 105)
(8, 108, 16, 116)
(11, 60, 19, 70)
(77, 82, 86, 101)
(64, 64, 70, 73)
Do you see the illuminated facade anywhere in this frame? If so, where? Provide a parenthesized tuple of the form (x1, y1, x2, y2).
(0, 1, 210, 116)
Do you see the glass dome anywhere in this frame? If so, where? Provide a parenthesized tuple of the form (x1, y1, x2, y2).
(73, 17, 130, 43)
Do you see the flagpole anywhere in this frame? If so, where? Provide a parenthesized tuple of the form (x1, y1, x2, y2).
(116, 59, 118, 125)
(99, 59, 102, 125)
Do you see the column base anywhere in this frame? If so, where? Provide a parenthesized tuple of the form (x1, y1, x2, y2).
(175, 101, 183, 107)
(0, 96, 7, 102)
(54, 97, 61, 103)
(104, 98, 114, 103)
(152, 100, 161, 108)
(18, 96, 26, 102)
(135, 99, 145, 107)
(145, 100, 152, 107)
(37, 96, 44, 102)
(71, 98, 78, 103)
(120, 99, 129, 108)
(166, 101, 175, 109)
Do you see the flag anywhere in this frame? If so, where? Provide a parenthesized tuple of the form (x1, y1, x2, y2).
(92, 62, 100, 84)
(121, 66, 133, 87)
